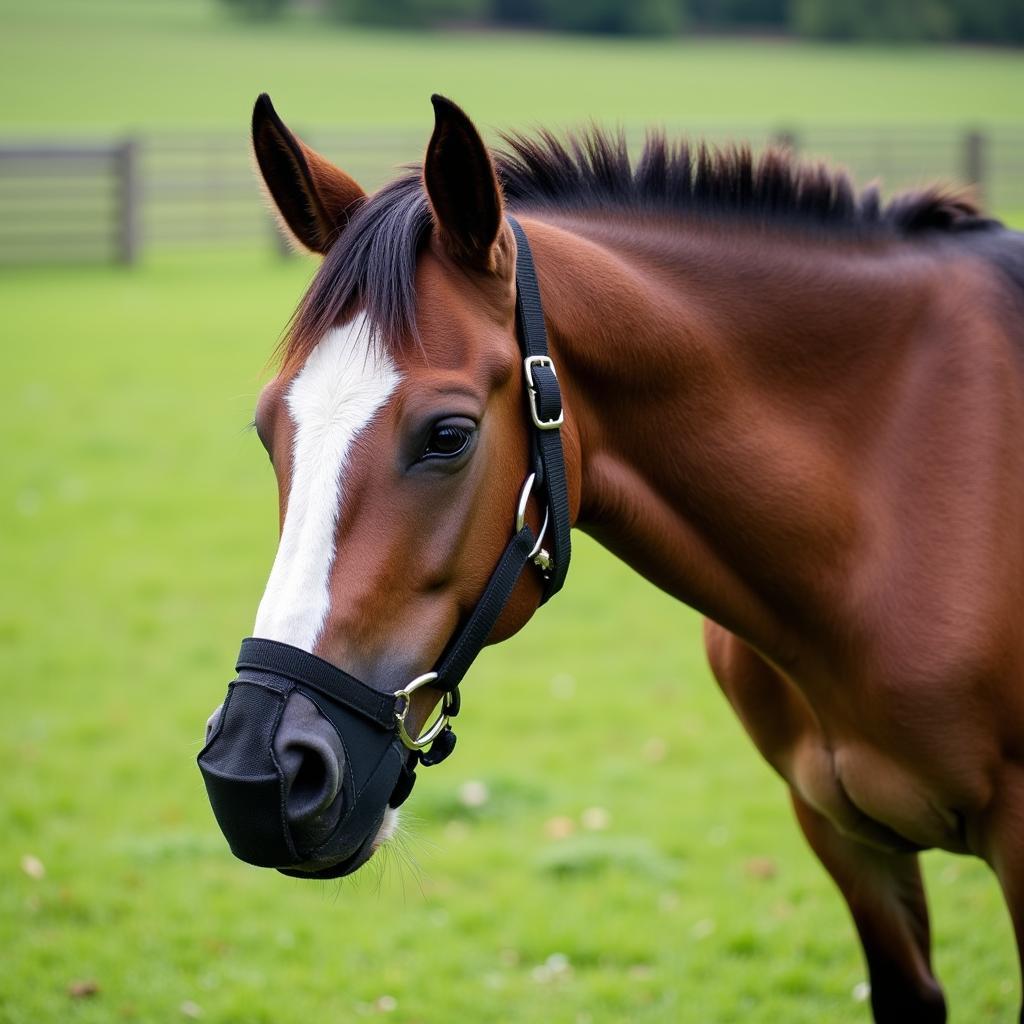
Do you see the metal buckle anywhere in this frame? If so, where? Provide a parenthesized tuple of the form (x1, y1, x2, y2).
(394, 672, 454, 750)
(516, 472, 553, 574)
(524, 355, 564, 431)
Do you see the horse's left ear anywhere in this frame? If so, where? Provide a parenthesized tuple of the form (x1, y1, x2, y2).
(424, 95, 506, 273)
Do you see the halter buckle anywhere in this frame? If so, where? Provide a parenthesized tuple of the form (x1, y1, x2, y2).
(394, 672, 455, 751)
(524, 355, 564, 430)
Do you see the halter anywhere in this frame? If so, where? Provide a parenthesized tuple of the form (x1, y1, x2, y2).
(200, 218, 571, 857)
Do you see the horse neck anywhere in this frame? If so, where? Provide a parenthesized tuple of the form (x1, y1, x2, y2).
(527, 212, 945, 666)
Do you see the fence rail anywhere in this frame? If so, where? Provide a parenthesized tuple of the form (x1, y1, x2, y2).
(1, 125, 1022, 266)
(0, 140, 140, 265)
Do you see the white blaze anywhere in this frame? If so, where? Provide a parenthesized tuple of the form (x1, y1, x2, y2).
(253, 315, 400, 652)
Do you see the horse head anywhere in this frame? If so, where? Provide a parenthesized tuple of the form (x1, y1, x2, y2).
(198, 94, 575, 877)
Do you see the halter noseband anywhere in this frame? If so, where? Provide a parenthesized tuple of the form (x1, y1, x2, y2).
(199, 218, 571, 866)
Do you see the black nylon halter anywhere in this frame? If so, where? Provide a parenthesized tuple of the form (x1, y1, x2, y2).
(227, 216, 570, 806)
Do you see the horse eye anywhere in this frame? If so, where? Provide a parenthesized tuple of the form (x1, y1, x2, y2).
(422, 422, 474, 460)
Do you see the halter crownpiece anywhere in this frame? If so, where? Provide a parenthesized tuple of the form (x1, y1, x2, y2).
(198, 216, 571, 876)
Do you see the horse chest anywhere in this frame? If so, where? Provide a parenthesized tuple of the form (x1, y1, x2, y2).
(706, 622, 978, 854)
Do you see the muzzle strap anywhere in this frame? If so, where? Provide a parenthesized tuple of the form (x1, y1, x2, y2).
(235, 636, 395, 729)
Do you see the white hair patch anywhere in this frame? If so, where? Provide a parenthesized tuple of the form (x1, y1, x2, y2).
(253, 315, 400, 651)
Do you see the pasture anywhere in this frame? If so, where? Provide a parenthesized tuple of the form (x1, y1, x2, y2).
(3, 2, 1024, 1021)
(3, 0, 1024, 131)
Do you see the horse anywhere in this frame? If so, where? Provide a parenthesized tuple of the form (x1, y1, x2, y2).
(198, 92, 1024, 1023)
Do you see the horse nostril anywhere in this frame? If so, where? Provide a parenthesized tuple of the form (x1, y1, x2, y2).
(281, 737, 342, 821)
(291, 747, 328, 805)
(274, 692, 346, 836)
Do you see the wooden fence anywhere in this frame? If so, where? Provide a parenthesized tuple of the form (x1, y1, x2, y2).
(1, 125, 1021, 267)
(0, 141, 140, 265)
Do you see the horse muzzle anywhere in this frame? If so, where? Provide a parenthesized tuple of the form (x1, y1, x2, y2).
(197, 639, 421, 878)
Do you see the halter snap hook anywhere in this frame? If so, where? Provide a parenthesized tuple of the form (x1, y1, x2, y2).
(516, 473, 553, 573)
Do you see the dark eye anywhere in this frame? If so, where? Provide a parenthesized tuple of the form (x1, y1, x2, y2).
(422, 421, 475, 461)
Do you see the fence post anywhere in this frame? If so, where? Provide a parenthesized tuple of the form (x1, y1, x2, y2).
(115, 137, 140, 265)
(963, 129, 986, 207)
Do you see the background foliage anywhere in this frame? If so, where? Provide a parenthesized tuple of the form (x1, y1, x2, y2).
(224, 0, 1024, 42)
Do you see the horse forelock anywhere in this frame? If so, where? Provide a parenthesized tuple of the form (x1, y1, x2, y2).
(281, 172, 432, 375)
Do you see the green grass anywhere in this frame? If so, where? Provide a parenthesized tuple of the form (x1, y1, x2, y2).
(0, 252, 1019, 1023)
(2, 0, 1023, 132)
(2, 4, 1023, 1021)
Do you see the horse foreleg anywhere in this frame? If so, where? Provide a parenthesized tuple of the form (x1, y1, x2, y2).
(985, 773, 1024, 1022)
(791, 791, 946, 1023)
(704, 621, 946, 1020)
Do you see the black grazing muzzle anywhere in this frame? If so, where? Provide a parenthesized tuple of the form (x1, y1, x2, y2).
(198, 638, 455, 877)
(198, 218, 571, 878)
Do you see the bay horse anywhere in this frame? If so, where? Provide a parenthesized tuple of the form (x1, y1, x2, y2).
(199, 93, 1024, 1022)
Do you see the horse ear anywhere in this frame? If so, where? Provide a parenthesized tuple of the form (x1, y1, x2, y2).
(424, 94, 504, 272)
(251, 94, 366, 255)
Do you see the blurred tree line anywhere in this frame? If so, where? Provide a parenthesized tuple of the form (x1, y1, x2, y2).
(221, 0, 1023, 43)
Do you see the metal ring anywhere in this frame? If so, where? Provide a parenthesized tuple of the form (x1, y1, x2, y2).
(515, 472, 550, 562)
(394, 672, 453, 750)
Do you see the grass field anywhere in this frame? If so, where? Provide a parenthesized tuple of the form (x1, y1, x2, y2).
(2, 0, 1024, 132)
(3, 3, 1024, 1022)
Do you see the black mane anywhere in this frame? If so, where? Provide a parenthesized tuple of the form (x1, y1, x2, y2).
(497, 127, 992, 234)
(283, 126, 997, 365)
